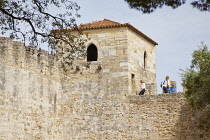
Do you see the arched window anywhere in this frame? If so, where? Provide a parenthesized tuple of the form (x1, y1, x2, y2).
(87, 44, 98, 61)
(144, 51, 147, 69)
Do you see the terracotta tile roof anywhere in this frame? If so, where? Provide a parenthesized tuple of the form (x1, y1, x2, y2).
(78, 19, 125, 29)
(78, 19, 158, 45)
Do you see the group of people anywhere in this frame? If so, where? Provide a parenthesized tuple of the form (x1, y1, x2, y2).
(138, 76, 176, 95)
(160, 76, 176, 93)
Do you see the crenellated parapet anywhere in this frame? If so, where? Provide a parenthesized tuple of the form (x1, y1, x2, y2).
(0, 37, 63, 140)
(0, 37, 60, 78)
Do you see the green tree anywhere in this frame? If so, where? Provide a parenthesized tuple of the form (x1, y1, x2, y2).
(181, 43, 210, 130)
(0, 0, 86, 67)
(124, 0, 210, 13)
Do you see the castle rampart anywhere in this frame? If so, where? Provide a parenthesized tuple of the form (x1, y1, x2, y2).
(0, 29, 209, 139)
(0, 37, 60, 78)
(0, 37, 63, 139)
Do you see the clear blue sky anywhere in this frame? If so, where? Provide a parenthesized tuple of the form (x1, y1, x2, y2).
(75, 0, 210, 94)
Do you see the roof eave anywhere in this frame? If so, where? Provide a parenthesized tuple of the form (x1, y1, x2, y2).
(80, 24, 158, 46)
(125, 24, 158, 46)
(52, 22, 158, 46)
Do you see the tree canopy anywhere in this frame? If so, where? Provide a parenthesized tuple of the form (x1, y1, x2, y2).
(0, 0, 87, 67)
(124, 0, 210, 13)
(181, 43, 210, 130)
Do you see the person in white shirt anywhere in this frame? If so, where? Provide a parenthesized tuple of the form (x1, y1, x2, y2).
(139, 80, 146, 95)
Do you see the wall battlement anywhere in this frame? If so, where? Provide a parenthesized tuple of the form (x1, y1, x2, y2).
(0, 37, 59, 78)
(0, 37, 63, 140)
(0, 37, 108, 79)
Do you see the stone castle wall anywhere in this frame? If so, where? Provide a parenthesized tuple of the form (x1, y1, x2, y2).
(0, 37, 64, 139)
(82, 27, 131, 96)
(127, 28, 156, 95)
(80, 27, 157, 95)
(0, 37, 209, 139)
(61, 76, 210, 140)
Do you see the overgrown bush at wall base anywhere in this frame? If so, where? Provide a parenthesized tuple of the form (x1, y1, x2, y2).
(181, 42, 210, 130)
(198, 105, 210, 130)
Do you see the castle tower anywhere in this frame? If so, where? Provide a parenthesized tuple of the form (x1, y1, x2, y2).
(63, 19, 158, 95)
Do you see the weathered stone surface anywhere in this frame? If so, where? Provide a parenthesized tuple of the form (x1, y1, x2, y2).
(0, 29, 209, 140)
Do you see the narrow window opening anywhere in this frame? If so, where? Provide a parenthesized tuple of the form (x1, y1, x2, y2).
(131, 73, 136, 95)
(144, 51, 147, 69)
(131, 73, 135, 79)
(87, 44, 98, 61)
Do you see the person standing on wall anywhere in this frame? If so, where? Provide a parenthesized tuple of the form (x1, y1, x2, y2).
(139, 80, 146, 95)
(161, 76, 171, 93)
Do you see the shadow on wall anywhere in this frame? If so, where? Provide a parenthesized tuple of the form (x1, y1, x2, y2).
(171, 102, 210, 140)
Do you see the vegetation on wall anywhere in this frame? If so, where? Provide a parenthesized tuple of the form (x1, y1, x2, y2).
(124, 0, 210, 13)
(181, 43, 210, 130)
